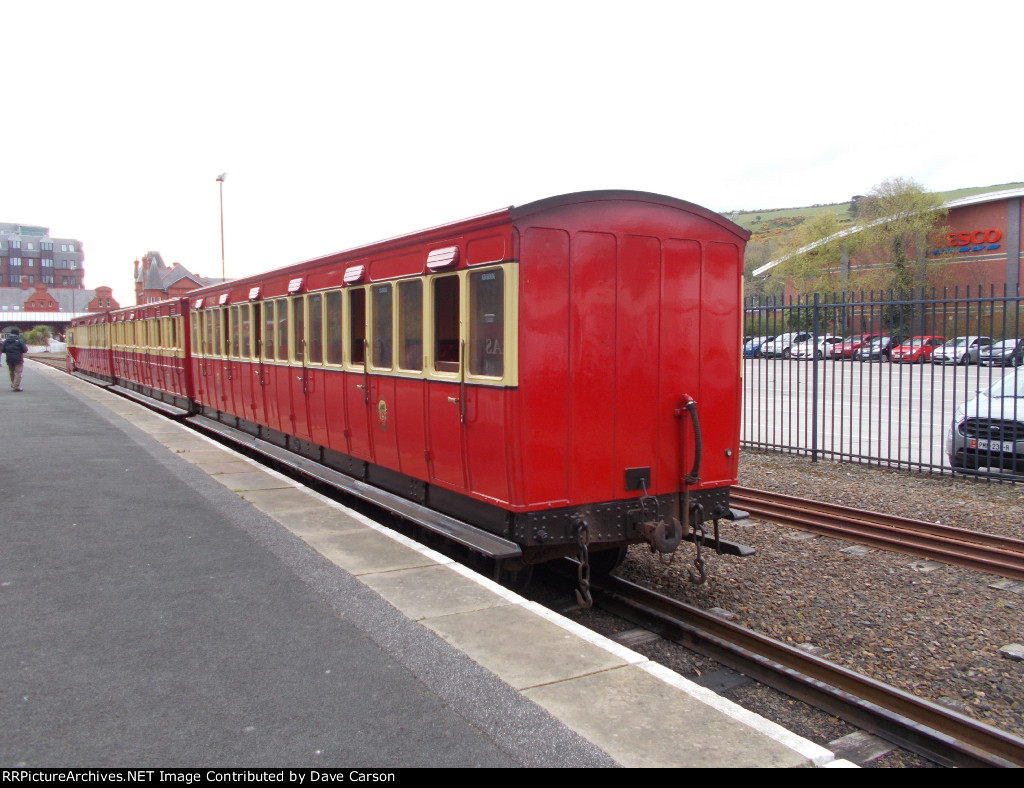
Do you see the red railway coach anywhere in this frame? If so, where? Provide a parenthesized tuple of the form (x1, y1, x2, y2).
(66, 312, 112, 380)
(69, 191, 753, 593)
(70, 298, 194, 410)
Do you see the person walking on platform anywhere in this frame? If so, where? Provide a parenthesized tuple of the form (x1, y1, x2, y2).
(3, 328, 29, 392)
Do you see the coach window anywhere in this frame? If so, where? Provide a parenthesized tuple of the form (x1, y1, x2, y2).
(240, 304, 251, 359)
(469, 269, 504, 377)
(398, 279, 423, 372)
(371, 283, 393, 370)
(262, 301, 275, 360)
(203, 310, 214, 356)
(308, 293, 323, 364)
(230, 306, 240, 358)
(221, 308, 230, 357)
(348, 287, 366, 366)
(216, 308, 226, 356)
(191, 314, 199, 354)
(326, 290, 342, 365)
(276, 299, 290, 362)
(433, 275, 460, 373)
(291, 296, 305, 363)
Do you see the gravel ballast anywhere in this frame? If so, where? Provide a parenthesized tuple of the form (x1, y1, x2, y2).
(616, 451, 1024, 743)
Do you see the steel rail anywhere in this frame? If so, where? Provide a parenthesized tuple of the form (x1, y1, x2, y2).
(731, 486, 1024, 580)
(591, 573, 1024, 768)
(49, 363, 1024, 766)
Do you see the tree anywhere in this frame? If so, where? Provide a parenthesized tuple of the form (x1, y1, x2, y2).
(849, 176, 948, 294)
(766, 177, 948, 298)
(22, 325, 52, 346)
(766, 210, 848, 296)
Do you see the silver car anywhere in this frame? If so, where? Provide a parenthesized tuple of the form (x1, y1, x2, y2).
(977, 338, 1024, 367)
(946, 369, 1024, 472)
(931, 335, 994, 365)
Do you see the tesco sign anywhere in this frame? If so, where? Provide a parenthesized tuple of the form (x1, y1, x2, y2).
(932, 228, 1003, 255)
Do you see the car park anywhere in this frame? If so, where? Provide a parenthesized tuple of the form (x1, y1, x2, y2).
(890, 336, 946, 363)
(931, 335, 994, 365)
(946, 369, 1024, 472)
(791, 335, 843, 360)
(759, 331, 812, 359)
(977, 338, 1024, 367)
(743, 335, 775, 358)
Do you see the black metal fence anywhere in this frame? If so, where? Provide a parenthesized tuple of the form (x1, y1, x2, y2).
(742, 286, 1023, 481)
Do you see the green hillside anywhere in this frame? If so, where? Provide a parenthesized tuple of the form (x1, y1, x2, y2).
(727, 181, 1024, 239)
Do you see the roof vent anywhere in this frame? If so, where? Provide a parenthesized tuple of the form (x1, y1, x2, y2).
(427, 246, 459, 271)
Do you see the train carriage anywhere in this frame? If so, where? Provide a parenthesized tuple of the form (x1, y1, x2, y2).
(66, 312, 112, 380)
(68, 191, 751, 588)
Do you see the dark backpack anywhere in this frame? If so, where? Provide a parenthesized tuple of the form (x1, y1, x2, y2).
(3, 336, 25, 364)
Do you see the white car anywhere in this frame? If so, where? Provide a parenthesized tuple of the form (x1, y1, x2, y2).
(790, 335, 843, 360)
(946, 369, 1024, 471)
(760, 331, 812, 359)
(931, 335, 994, 365)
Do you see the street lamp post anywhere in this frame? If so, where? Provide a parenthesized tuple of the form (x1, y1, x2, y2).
(216, 173, 227, 281)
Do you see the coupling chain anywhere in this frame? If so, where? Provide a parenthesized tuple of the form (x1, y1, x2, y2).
(574, 518, 593, 609)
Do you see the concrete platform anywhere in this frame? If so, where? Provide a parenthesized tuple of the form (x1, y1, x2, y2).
(2, 362, 851, 768)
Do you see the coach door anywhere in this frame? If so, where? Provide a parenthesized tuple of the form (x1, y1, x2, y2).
(249, 302, 270, 429)
(286, 294, 315, 443)
(343, 287, 374, 461)
(426, 274, 466, 488)
(258, 300, 284, 433)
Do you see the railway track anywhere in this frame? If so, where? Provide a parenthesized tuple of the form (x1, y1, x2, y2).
(730, 486, 1024, 580)
(46, 361, 1024, 766)
(582, 570, 1024, 768)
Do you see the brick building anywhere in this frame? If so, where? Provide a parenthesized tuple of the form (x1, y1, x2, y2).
(754, 186, 1023, 295)
(0, 221, 122, 337)
(1, 222, 86, 289)
(134, 251, 221, 304)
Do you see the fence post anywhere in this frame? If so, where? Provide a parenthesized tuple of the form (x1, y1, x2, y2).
(811, 292, 820, 463)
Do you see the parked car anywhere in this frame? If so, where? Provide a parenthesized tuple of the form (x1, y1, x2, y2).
(976, 338, 1024, 367)
(760, 331, 812, 359)
(829, 334, 879, 360)
(743, 335, 775, 358)
(946, 369, 1024, 472)
(931, 335, 994, 365)
(890, 336, 946, 363)
(855, 335, 897, 361)
(791, 335, 843, 360)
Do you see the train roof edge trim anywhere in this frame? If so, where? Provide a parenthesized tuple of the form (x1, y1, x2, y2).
(509, 190, 751, 241)
(186, 206, 514, 296)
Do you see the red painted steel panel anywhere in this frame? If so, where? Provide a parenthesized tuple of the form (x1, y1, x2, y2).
(699, 241, 743, 487)
(288, 364, 314, 443)
(393, 379, 429, 480)
(518, 227, 571, 505)
(467, 235, 506, 265)
(368, 376, 399, 469)
(657, 239, 703, 493)
(306, 368, 330, 447)
(568, 231, 618, 501)
(371, 253, 423, 281)
(320, 371, 349, 454)
(344, 374, 374, 461)
(464, 387, 511, 505)
(427, 382, 466, 488)
(614, 235, 661, 494)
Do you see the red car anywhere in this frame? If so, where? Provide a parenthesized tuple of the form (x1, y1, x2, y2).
(890, 336, 946, 363)
(829, 334, 878, 359)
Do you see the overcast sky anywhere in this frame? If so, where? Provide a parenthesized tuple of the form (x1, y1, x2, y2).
(3, 0, 1019, 307)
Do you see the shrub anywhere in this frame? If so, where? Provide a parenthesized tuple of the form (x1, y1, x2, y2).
(22, 325, 52, 346)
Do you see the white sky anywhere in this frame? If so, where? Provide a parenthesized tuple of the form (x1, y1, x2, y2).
(3, 0, 1019, 308)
